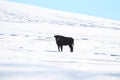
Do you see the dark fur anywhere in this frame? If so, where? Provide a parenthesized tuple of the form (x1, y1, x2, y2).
(54, 35, 74, 52)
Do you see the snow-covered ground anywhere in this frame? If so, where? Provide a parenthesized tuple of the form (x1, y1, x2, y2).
(0, 1, 120, 80)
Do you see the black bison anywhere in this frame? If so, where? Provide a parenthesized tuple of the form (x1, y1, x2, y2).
(54, 35, 74, 52)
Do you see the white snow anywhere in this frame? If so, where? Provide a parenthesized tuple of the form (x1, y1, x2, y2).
(0, 0, 120, 80)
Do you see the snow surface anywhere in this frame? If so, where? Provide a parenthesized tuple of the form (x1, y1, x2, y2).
(0, 0, 120, 80)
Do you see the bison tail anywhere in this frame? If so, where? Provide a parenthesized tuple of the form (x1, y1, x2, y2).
(72, 40, 74, 46)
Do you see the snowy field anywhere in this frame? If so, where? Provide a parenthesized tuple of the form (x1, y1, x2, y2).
(0, 1, 120, 80)
(0, 22, 120, 80)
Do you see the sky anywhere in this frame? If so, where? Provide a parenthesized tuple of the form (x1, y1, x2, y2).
(9, 0, 120, 21)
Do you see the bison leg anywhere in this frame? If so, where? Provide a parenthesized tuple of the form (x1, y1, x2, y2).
(60, 46, 63, 52)
(58, 46, 63, 51)
(58, 46, 60, 51)
(58, 45, 73, 52)
(69, 45, 73, 52)
(58, 45, 63, 52)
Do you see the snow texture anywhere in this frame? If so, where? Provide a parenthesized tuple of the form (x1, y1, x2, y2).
(0, 0, 120, 80)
